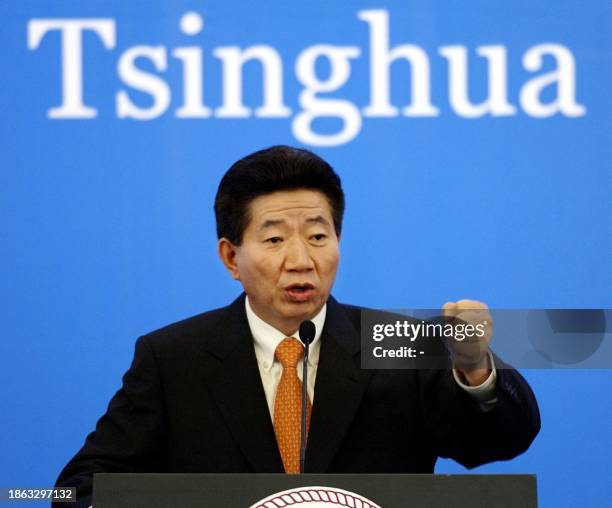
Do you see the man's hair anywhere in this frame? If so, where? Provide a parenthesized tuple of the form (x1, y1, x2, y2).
(214, 145, 345, 245)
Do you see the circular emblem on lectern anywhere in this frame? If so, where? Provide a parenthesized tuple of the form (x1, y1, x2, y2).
(250, 486, 382, 508)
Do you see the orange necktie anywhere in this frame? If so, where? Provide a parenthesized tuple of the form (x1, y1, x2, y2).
(273, 337, 312, 474)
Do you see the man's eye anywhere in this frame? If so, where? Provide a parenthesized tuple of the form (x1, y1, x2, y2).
(311, 234, 327, 242)
(266, 237, 283, 244)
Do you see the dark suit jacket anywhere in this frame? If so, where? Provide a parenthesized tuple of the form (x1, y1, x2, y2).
(55, 294, 540, 506)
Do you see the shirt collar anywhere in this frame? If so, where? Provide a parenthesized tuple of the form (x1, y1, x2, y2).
(246, 295, 326, 373)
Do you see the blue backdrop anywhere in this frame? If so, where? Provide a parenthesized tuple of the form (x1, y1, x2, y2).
(1, 1, 611, 506)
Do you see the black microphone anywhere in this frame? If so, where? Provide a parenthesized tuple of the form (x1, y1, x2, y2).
(298, 320, 315, 474)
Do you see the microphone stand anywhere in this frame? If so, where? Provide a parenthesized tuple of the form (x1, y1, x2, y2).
(300, 339, 309, 474)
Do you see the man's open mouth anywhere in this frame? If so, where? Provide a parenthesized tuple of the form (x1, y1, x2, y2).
(285, 283, 315, 302)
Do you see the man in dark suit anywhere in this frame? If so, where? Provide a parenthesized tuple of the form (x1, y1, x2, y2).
(54, 146, 540, 507)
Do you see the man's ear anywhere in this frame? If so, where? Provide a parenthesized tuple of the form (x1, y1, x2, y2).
(217, 238, 240, 280)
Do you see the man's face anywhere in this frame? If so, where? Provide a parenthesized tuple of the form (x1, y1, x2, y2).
(218, 189, 340, 335)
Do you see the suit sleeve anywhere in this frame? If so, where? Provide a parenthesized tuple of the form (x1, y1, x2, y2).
(53, 336, 165, 505)
(418, 357, 541, 468)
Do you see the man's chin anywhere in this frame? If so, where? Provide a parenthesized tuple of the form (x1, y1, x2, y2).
(281, 299, 321, 319)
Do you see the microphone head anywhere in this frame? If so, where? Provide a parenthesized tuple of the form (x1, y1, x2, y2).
(299, 320, 316, 345)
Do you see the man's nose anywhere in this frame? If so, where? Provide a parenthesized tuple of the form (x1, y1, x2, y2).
(284, 238, 314, 271)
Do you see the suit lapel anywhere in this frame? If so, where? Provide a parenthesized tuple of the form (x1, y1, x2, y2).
(206, 294, 283, 473)
(306, 297, 372, 472)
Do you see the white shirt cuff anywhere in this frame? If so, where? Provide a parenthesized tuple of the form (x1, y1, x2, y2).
(452, 351, 498, 411)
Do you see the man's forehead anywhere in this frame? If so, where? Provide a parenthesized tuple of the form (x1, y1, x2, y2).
(247, 190, 333, 224)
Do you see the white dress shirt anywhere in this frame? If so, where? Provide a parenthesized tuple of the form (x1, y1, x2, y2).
(246, 296, 325, 417)
(245, 297, 497, 418)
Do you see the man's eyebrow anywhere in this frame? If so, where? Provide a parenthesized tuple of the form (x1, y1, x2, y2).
(258, 216, 330, 230)
(259, 219, 286, 230)
(306, 215, 331, 226)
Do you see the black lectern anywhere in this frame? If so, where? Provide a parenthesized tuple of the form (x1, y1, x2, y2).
(93, 473, 537, 507)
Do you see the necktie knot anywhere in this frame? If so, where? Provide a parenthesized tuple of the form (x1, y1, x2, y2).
(275, 337, 304, 368)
